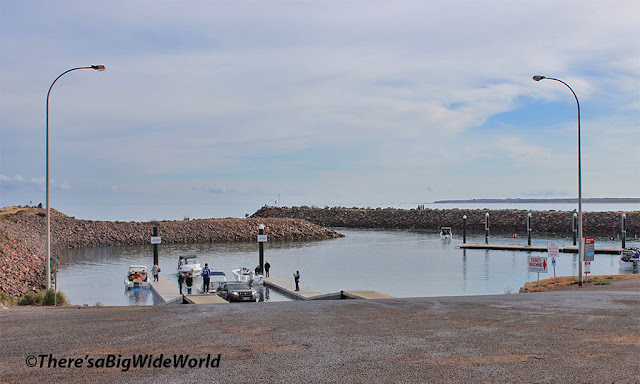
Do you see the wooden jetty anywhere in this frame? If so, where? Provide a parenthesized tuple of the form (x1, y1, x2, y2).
(458, 243, 622, 254)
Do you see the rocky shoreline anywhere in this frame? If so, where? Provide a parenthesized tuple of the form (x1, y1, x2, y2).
(0, 207, 343, 298)
(252, 206, 640, 235)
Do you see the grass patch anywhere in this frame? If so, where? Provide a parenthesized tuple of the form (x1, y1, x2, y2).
(0, 291, 15, 305)
(17, 289, 68, 306)
(594, 280, 612, 285)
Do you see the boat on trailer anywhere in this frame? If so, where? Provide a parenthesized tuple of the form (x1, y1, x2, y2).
(619, 248, 639, 270)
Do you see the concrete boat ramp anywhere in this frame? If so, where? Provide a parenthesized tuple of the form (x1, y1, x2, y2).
(150, 275, 394, 305)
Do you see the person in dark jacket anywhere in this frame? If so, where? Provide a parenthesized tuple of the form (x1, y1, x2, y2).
(186, 274, 193, 294)
(178, 273, 185, 295)
(293, 270, 300, 291)
(201, 263, 211, 294)
(264, 261, 271, 277)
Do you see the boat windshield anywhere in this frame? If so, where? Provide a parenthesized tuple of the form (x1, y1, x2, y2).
(180, 257, 199, 265)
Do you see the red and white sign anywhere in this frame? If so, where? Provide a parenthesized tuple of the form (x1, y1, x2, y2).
(584, 237, 595, 262)
(584, 261, 591, 274)
(547, 242, 558, 261)
(528, 256, 548, 273)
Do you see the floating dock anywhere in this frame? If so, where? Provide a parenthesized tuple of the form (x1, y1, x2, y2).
(150, 276, 184, 304)
(183, 294, 228, 304)
(264, 276, 395, 300)
(152, 274, 394, 304)
(264, 275, 323, 300)
(458, 243, 622, 254)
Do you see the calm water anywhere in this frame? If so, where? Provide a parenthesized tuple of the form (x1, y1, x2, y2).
(56, 228, 639, 306)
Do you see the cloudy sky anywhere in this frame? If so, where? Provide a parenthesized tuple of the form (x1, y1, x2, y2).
(1, 0, 638, 221)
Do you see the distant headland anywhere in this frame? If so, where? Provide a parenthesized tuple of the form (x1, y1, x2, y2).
(433, 197, 640, 204)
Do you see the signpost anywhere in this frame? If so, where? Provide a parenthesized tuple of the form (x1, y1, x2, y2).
(584, 261, 591, 283)
(548, 242, 558, 289)
(528, 256, 548, 287)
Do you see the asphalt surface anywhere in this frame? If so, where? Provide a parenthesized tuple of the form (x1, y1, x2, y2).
(1, 285, 639, 383)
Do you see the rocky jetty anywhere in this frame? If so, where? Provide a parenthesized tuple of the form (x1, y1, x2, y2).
(252, 206, 640, 235)
(0, 207, 343, 298)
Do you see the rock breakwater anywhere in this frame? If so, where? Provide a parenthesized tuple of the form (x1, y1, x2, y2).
(0, 207, 343, 298)
(252, 206, 640, 235)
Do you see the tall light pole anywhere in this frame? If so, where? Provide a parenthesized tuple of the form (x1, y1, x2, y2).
(46, 65, 105, 291)
(532, 75, 583, 286)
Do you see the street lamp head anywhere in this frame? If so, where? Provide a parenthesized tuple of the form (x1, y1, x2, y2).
(532, 75, 545, 81)
(91, 65, 106, 71)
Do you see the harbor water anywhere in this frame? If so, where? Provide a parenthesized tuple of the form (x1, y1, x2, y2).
(56, 228, 638, 306)
(58, 228, 639, 305)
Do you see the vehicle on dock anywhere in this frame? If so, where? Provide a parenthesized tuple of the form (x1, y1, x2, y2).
(232, 266, 264, 286)
(619, 248, 639, 270)
(215, 282, 257, 302)
(124, 265, 151, 289)
(440, 227, 452, 240)
(178, 255, 202, 275)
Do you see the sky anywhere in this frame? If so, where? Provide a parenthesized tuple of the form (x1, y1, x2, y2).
(1, 0, 639, 221)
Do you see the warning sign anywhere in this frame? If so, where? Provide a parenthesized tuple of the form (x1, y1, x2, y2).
(528, 256, 548, 273)
(584, 237, 595, 262)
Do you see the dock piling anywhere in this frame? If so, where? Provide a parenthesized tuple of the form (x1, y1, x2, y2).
(462, 215, 467, 244)
(527, 213, 532, 246)
(621, 213, 626, 249)
(485, 213, 489, 244)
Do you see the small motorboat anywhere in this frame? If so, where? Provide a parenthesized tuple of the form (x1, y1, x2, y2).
(619, 248, 639, 270)
(439, 227, 453, 240)
(124, 265, 151, 289)
(178, 255, 202, 275)
(208, 270, 228, 292)
(232, 266, 264, 286)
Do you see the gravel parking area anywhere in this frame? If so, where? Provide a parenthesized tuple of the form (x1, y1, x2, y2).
(1, 284, 639, 383)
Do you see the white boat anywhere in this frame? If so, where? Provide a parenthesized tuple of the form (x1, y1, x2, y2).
(124, 265, 151, 289)
(619, 248, 639, 270)
(208, 270, 228, 292)
(232, 266, 264, 286)
(178, 255, 202, 275)
(440, 227, 453, 240)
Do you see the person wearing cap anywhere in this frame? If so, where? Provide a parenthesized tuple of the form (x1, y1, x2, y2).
(201, 263, 211, 294)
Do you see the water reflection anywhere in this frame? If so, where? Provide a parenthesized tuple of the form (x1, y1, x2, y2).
(124, 287, 151, 305)
(57, 229, 639, 306)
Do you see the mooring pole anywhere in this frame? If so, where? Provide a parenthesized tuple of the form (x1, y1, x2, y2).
(462, 215, 467, 244)
(621, 213, 626, 249)
(153, 226, 159, 266)
(485, 213, 489, 245)
(572, 213, 577, 246)
(258, 224, 265, 274)
(527, 212, 532, 246)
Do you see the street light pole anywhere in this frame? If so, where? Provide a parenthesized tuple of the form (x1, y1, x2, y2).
(46, 65, 105, 291)
(533, 75, 583, 286)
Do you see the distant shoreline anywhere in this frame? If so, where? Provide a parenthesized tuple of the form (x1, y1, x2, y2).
(433, 198, 640, 204)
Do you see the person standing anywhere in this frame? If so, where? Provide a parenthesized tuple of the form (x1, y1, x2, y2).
(201, 263, 211, 294)
(293, 270, 300, 291)
(264, 261, 271, 277)
(178, 273, 185, 295)
(186, 273, 193, 294)
(152, 264, 161, 282)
